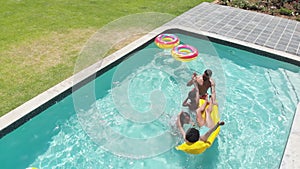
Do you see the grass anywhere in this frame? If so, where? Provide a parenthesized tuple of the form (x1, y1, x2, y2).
(0, 0, 214, 117)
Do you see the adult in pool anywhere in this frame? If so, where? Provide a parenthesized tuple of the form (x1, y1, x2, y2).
(183, 75, 217, 128)
(186, 69, 216, 103)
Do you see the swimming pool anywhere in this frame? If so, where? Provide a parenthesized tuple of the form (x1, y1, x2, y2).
(1, 29, 299, 169)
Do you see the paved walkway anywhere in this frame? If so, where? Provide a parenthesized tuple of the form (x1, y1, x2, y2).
(167, 2, 300, 57)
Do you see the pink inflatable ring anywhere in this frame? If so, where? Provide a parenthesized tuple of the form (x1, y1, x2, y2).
(155, 34, 180, 49)
(171, 44, 198, 62)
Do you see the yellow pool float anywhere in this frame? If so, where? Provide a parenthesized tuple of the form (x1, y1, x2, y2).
(176, 99, 220, 154)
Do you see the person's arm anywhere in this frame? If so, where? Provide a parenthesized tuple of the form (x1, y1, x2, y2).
(187, 73, 197, 86)
(187, 79, 193, 86)
(176, 112, 186, 138)
(200, 121, 225, 142)
(182, 97, 190, 107)
(210, 79, 216, 103)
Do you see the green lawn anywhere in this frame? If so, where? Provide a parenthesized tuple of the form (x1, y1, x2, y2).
(0, 0, 213, 117)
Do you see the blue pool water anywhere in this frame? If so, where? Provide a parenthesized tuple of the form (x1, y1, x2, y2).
(1, 33, 300, 169)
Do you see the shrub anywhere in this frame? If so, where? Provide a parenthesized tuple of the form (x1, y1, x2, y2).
(249, 4, 259, 10)
(262, 7, 267, 12)
(279, 7, 293, 16)
(219, 0, 230, 6)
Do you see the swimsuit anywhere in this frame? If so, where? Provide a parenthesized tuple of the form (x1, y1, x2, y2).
(200, 93, 208, 99)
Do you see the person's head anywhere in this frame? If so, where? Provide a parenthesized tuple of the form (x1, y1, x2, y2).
(203, 69, 212, 81)
(185, 128, 200, 143)
(180, 112, 190, 125)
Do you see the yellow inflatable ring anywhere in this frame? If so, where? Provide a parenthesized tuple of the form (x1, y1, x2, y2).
(176, 99, 220, 154)
(171, 44, 198, 62)
(154, 34, 180, 49)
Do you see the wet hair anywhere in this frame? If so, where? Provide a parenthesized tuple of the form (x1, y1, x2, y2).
(185, 128, 199, 143)
(180, 112, 190, 125)
(204, 69, 212, 77)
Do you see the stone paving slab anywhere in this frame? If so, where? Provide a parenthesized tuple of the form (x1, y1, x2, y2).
(167, 2, 300, 57)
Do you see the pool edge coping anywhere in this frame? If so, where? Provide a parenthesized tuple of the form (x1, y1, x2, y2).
(0, 25, 299, 168)
(280, 102, 300, 169)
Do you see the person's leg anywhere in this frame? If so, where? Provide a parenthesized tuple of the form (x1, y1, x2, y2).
(196, 95, 209, 127)
(205, 98, 215, 128)
(197, 96, 208, 113)
(196, 107, 206, 127)
(200, 121, 225, 142)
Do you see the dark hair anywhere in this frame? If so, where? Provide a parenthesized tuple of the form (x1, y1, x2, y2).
(204, 69, 212, 77)
(180, 112, 190, 125)
(185, 128, 199, 143)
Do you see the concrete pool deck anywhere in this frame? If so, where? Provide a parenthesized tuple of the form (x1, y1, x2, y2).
(167, 2, 300, 57)
(0, 2, 299, 169)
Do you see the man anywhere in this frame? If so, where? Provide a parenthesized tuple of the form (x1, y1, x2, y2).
(187, 69, 216, 103)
